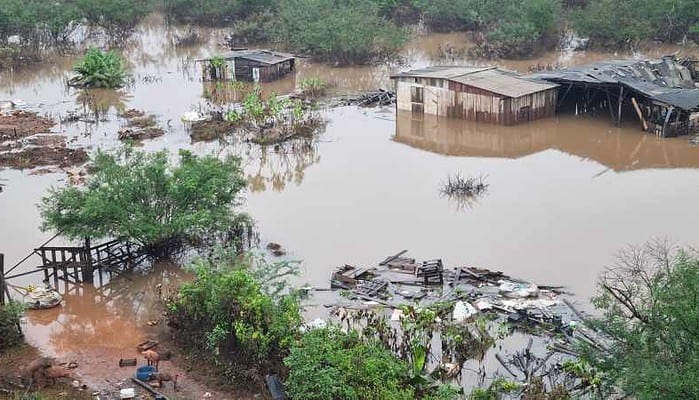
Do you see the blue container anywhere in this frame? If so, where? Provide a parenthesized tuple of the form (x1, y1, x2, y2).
(136, 365, 155, 381)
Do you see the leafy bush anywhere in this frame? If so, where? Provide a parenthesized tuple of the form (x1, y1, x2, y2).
(587, 243, 699, 399)
(572, 0, 699, 47)
(0, 302, 24, 351)
(299, 77, 328, 98)
(273, 0, 408, 64)
(284, 327, 416, 400)
(68, 48, 128, 89)
(164, 0, 278, 24)
(39, 148, 247, 257)
(77, 0, 153, 40)
(167, 250, 302, 383)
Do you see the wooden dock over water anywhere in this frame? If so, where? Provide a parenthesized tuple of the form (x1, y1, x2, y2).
(0, 236, 146, 305)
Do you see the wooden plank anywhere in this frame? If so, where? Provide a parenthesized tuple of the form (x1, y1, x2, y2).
(631, 97, 648, 131)
(379, 250, 408, 266)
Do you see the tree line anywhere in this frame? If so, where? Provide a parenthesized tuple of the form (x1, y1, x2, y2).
(1, 0, 698, 66)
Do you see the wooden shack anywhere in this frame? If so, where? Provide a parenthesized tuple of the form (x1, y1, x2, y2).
(391, 66, 558, 125)
(198, 50, 295, 82)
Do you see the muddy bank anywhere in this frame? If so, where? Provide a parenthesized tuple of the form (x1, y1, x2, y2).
(0, 110, 55, 140)
(0, 146, 88, 170)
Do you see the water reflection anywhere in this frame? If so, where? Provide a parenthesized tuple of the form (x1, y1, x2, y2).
(239, 140, 321, 193)
(395, 111, 699, 171)
(75, 88, 127, 122)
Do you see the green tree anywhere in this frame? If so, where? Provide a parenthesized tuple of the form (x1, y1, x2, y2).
(69, 48, 128, 89)
(571, 0, 653, 47)
(39, 148, 247, 257)
(77, 0, 153, 40)
(587, 243, 699, 399)
(274, 0, 408, 64)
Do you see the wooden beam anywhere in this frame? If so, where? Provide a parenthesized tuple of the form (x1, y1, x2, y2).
(631, 97, 648, 131)
(617, 86, 624, 126)
(605, 88, 616, 123)
(662, 107, 675, 137)
(0, 253, 5, 306)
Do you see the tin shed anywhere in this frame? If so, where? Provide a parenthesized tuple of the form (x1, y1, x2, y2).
(198, 50, 296, 82)
(391, 66, 558, 125)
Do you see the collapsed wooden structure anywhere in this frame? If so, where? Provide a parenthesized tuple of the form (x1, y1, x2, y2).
(198, 49, 296, 82)
(535, 57, 699, 137)
(0, 236, 146, 305)
(391, 66, 559, 125)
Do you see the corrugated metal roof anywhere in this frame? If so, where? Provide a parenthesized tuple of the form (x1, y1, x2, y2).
(391, 66, 495, 79)
(451, 69, 558, 97)
(201, 50, 295, 65)
(392, 66, 558, 97)
(534, 58, 699, 110)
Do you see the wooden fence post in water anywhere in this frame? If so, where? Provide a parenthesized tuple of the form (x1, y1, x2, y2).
(81, 237, 94, 283)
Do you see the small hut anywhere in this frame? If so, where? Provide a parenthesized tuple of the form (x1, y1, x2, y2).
(198, 50, 296, 82)
(391, 66, 559, 125)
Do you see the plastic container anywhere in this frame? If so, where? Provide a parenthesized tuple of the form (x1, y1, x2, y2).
(135, 365, 155, 381)
(119, 388, 136, 399)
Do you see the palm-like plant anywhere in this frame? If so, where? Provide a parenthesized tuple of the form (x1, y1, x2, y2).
(69, 48, 128, 89)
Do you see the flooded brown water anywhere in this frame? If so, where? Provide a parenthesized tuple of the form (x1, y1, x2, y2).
(1, 14, 699, 395)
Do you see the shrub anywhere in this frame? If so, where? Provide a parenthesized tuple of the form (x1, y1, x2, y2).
(69, 48, 128, 89)
(164, 0, 278, 24)
(273, 0, 408, 64)
(77, 0, 153, 40)
(39, 148, 248, 257)
(0, 302, 24, 351)
(587, 242, 699, 399)
(284, 327, 416, 400)
(167, 250, 302, 383)
(299, 77, 328, 98)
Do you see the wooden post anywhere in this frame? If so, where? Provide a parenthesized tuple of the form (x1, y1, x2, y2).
(605, 88, 616, 123)
(82, 237, 94, 283)
(617, 86, 624, 126)
(662, 107, 674, 137)
(1, 253, 5, 306)
(631, 97, 648, 131)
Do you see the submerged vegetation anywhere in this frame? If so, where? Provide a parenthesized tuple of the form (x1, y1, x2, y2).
(440, 174, 489, 210)
(39, 148, 248, 257)
(68, 48, 128, 89)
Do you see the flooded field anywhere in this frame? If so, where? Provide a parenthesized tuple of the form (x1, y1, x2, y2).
(1, 14, 699, 394)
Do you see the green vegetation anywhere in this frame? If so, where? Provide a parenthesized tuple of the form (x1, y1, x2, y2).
(274, 0, 408, 64)
(68, 48, 128, 89)
(572, 0, 699, 47)
(0, 0, 152, 48)
(167, 249, 302, 384)
(39, 148, 248, 257)
(0, 302, 24, 351)
(299, 77, 328, 98)
(585, 244, 699, 399)
(284, 327, 416, 400)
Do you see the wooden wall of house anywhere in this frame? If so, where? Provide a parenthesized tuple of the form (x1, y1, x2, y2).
(395, 77, 557, 125)
(233, 59, 294, 82)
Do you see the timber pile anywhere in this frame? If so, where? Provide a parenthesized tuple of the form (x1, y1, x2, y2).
(332, 89, 396, 107)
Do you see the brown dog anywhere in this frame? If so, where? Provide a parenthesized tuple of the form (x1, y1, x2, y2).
(21, 357, 52, 387)
(40, 366, 71, 386)
(142, 349, 160, 371)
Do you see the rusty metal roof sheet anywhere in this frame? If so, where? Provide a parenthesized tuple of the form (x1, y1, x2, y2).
(392, 66, 558, 97)
(202, 50, 295, 65)
(391, 66, 496, 79)
(450, 69, 558, 97)
(534, 57, 699, 110)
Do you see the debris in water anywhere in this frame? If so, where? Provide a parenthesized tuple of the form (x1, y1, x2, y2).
(440, 173, 489, 209)
(0, 110, 55, 140)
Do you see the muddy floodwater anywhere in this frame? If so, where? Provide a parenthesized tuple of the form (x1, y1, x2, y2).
(1, 14, 699, 394)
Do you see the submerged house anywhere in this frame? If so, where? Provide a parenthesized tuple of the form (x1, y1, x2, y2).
(536, 57, 699, 137)
(198, 50, 296, 82)
(391, 66, 559, 125)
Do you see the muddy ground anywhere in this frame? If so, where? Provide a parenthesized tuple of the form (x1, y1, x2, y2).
(0, 111, 55, 140)
(0, 345, 94, 400)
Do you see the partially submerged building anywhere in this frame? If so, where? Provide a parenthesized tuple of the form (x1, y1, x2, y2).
(198, 50, 296, 82)
(391, 66, 559, 125)
(536, 57, 699, 137)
